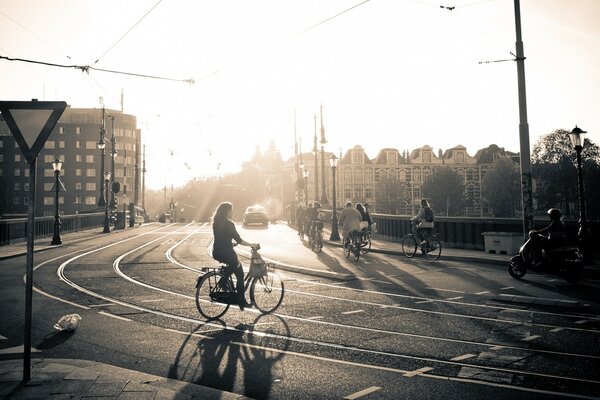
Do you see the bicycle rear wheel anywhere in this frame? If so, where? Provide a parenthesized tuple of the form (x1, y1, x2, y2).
(353, 237, 361, 261)
(402, 235, 417, 258)
(195, 271, 231, 320)
(250, 271, 285, 314)
(344, 238, 351, 258)
(361, 233, 371, 254)
(316, 231, 323, 252)
(425, 236, 442, 261)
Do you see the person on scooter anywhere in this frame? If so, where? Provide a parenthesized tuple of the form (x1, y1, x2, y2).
(527, 208, 567, 266)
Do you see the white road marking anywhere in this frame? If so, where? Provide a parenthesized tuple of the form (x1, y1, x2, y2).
(426, 287, 464, 294)
(574, 320, 590, 324)
(344, 386, 382, 399)
(500, 287, 514, 290)
(88, 303, 116, 308)
(415, 299, 434, 304)
(451, 354, 477, 361)
(447, 296, 464, 301)
(521, 335, 541, 342)
(306, 316, 324, 320)
(0, 345, 41, 354)
(341, 309, 365, 315)
(403, 366, 434, 377)
(475, 291, 490, 295)
(97, 311, 132, 322)
(550, 327, 564, 333)
(140, 299, 165, 303)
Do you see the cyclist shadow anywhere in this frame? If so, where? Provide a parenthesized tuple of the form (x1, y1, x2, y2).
(168, 314, 290, 399)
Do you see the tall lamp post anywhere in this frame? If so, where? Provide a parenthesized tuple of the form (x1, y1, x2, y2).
(102, 171, 111, 233)
(109, 115, 117, 211)
(50, 158, 63, 245)
(329, 154, 340, 241)
(303, 167, 309, 207)
(97, 99, 106, 207)
(568, 126, 591, 263)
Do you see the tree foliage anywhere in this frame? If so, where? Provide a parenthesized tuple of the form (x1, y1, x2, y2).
(374, 175, 407, 214)
(421, 167, 465, 216)
(532, 129, 600, 219)
(481, 156, 521, 217)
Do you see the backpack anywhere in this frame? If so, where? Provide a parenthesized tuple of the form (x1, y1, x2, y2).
(424, 207, 434, 222)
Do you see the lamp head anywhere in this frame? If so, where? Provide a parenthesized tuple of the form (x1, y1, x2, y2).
(329, 154, 338, 168)
(569, 125, 587, 149)
(97, 139, 106, 150)
(52, 158, 63, 173)
(104, 171, 111, 181)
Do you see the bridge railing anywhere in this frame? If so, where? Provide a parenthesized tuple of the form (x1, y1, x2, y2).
(0, 213, 105, 246)
(322, 210, 598, 251)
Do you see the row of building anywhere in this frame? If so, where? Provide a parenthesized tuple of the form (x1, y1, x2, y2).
(0, 106, 143, 217)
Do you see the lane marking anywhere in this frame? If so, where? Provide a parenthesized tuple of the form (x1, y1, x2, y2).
(550, 327, 564, 333)
(500, 287, 514, 290)
(97, 311, 132, 322)
(344, 386, 382, 399)
(404, 366, 434, 377)
(475, 291, 490, 295)
(141, 299, 165, 303)
(0, 345, 41, 354)
(447, 296, 464, 301)
(575, 320, 590, 325)
(426, 287, 464, 294)
(341, 309, 365, 315)
(88, 303, 116, 308)
(521, 335, 541, 342)
(451, 354, 477, 361)
(415, 299, 434, 304)
(306, 316, 324, 320)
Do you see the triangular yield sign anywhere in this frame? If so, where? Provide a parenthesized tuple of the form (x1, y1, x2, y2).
(0, 100, 67, 164)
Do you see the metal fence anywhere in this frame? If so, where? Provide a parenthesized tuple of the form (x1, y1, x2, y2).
(0, 213, 105, 245)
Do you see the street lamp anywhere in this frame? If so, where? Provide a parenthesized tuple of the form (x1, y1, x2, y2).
(329, 154, 340, 241)
(97, 99, 106, 207)
(102, 171, 111, 233)
(50, 158, 63, 245)
(568, 125, 591, 262)
(109, 115, 117, 211)
(303, 167, 309, 207)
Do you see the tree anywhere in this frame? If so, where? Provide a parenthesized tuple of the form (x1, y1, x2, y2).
(481, 156, 521, 217)
(374, 175, 407, 214)
(422, 167, 465, 216)
(532, 129, 600, 219)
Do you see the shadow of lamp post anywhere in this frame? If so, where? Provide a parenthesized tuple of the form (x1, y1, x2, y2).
(50, 158, 63, 245)
(568, 126, 591, 263)
(329, 154, 340, 241)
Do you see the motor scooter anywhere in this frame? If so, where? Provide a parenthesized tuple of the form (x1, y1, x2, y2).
(508, 232, 584, 283)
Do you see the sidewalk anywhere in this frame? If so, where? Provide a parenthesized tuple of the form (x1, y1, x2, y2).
(0, 358, 249, 399)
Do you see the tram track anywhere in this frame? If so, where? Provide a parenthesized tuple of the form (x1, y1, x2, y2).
(31, 223, 600, 398)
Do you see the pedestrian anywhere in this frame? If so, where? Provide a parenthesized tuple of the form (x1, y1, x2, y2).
(338, 201, 362, 246)
(211, 202, 259, 310)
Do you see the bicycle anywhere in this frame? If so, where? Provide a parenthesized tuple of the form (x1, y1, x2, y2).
(309, 223, 324, 252)
(195, 245, 285, 319)
(343, 230, 363, 261)
(360, 228, 371, 254)
(401, 223, 442, 260)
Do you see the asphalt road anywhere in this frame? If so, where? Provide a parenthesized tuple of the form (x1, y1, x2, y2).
(1, 222, 599, 399)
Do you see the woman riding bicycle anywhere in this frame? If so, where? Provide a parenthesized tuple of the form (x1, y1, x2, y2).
(411, 198, 434, 245)
(211, 202, 259, 310)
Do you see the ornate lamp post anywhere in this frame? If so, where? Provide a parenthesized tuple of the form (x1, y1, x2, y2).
(109, 115, 117, 211)
(303, 167, 309, 207)
(97, 99, 106, 207)
(102, 171, 111, 233)
(568, 126, 591, 262)
(329, 154, 340, 241)
(50, 158, 63, 245)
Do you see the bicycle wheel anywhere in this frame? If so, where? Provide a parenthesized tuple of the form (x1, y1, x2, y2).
(361, 233, 371, 254)
(195, 271, 231, 320)
(316, 230, 323, 252)
(250, 271, 285, 314)
(402, 234, 417, 258)
(353, 237, 361, 261)
(425, 235, 442, 261)
(344, 238, 351, 258)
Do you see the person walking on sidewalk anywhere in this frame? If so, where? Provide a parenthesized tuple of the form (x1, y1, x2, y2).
(339, 201, 362, 246)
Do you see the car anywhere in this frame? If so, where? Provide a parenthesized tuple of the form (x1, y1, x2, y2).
(243, 205, 268, 227)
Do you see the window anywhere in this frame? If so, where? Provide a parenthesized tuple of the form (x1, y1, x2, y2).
(24, 168, 29, 177)
(44, 168, 54, 177)
(456, 152, 465, 163)
(24, 183, 29, 191)
(14, 183, 20, 190)
(76, 127, 81, 134)
(44, 196, 54, 205)
(85, 155, 95, 163)
(59, 126, 64, 134)
(44, 183, 54, 191)
(76, 168, 82, 176)
(343, 169, 351, 183)
(24, 197, 28, 205)
(86, 169, 96, 177)
(85, 182, 96, 191)
(351, 151, 363, 164)
(76, 155, 82, 162)
(45, 141, 56, 149)
(44, 155, 54, 163)
(364, 168, 373, 182)
(75, 182, 82, 190)
(85, 196, 96, 205)
(423, 151, 431, 163)
(59, 196, 64, 205)
(13, 197, 20, 205)
(364, 187, 373, 199)
(14, 168, 21, 176)
(86, 141, 97, 149)
(76, 141, 81, 149)
(59, 141, 65, 148)
(15, 154, 21, 162)
(344, 188, 352, 199)
(387, 151, 397, 164)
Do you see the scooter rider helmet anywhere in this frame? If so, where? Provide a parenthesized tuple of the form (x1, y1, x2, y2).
(547, 208, 562, 219)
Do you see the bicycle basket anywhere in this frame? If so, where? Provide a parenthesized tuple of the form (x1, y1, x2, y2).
(248, 252, 269, 278)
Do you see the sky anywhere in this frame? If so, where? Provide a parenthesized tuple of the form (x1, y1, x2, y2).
(1, 0, 599, 190)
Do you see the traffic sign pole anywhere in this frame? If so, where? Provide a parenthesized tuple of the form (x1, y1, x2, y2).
(23, 160, 36, 382)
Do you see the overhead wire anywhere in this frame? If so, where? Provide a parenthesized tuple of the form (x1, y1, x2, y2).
(292, 0, 372, 38)
(93, 0, 164, 65)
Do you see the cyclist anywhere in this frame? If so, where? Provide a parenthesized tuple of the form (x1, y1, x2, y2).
(364, 203, 375, 233)
(310, 201, 325, 242)
(296, 203, 306, 238)
(356, 203, 369, 232)
(411, 198, 434, 245)
(211, 202, 259, 310)
(304, 202, 315, 241)
(339, 201, 362, 247)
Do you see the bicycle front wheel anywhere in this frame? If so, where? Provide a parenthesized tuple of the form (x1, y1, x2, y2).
(250, 272, 285, 314)
(402, 235, 417, 258)
(195, 271, 231, 320)
(425, 236, 442, 261)
(353, 238, 361, 261)
(316, 231, 323, 252)
(361, 234, 371, 254)
(344, 239, 351, 258)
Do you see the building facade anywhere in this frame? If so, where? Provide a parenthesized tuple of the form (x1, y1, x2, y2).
(0, 107, 142, 217)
